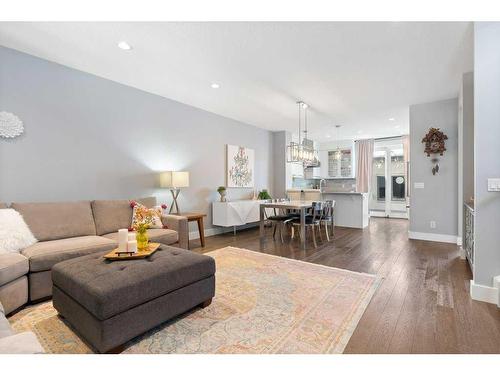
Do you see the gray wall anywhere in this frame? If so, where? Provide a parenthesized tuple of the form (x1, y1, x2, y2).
(461, 72, 474, 206)
(409, 98, 458, 237)
(271, 131, 292, 198)
(0, 46, 273, 231)
(474, 23, 500, 287)
(458, 72, 474, 242)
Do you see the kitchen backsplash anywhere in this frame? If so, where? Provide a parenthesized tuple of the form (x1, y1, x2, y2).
(292, 177, 356, 192)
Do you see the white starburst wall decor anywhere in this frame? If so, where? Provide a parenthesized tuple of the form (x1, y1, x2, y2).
(227, 144, 255, 188)
(0, 112, 24, 138)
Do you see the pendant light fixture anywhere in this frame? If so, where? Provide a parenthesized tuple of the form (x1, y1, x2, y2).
(287, 101, 319, 166)
(334, 125, 342, 161)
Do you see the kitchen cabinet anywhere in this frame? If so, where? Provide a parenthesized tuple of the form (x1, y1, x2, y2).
(290, 161, 304, 178)
(322, 142, 355, 178)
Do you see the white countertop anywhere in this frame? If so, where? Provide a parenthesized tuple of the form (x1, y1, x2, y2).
(286, 188, 321, 192)
(288, 189, 364, 195)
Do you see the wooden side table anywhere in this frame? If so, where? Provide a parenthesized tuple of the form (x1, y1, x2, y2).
(175, 212, 207, 248)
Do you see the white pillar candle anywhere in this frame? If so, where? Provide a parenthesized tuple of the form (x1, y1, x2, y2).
(127, 240, 138, 253)
(118, 229, 128, 251)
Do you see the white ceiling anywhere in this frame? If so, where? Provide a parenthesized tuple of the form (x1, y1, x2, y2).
(0, 22, 473, 142)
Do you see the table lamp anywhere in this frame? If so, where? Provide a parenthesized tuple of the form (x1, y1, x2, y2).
(160, 171, 190, 214)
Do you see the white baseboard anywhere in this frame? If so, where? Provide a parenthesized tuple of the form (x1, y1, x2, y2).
(495, 276, 500, 308)
(408, 231, 461, 244)
(458, 246, 466, 259)
(470, 280, 499, 305)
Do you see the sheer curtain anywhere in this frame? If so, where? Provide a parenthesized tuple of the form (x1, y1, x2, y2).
(355, 139, 374, 193)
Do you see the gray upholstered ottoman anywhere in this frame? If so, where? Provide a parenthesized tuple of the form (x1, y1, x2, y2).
(51, 245, 215, 353)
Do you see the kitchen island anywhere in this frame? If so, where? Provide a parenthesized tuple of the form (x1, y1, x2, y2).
(286, 189, 369, 229)
(321, 192, 369, 229)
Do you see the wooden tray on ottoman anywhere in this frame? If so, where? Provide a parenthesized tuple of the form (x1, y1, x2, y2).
(104, 243, 161, 260)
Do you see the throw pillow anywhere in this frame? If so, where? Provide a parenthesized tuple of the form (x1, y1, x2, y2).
(130, 201, 163, 229)
(0, 209, 38, 253)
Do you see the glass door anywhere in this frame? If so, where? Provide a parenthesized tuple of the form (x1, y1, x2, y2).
(369, 138, 408, 219)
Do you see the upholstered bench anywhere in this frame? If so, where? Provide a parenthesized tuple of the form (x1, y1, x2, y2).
(51, 245, 216, 353)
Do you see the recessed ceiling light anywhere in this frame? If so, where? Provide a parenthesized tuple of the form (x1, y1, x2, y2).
(326, 134, 331, 138)
(211, 83, 220, 89)
(118, 41, 132, 50)
(394, 125, 401, 129)
(388, 117, 395, 121)
(357, 130, 363, 134)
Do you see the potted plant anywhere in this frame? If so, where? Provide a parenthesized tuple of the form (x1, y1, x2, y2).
(217, 186, 227, 202)
(257, 189, 272, 201)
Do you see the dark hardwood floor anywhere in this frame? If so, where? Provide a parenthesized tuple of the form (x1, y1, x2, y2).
(189, 217, 500, 354)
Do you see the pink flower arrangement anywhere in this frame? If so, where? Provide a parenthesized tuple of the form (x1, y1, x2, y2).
(130, 201, 138, 208)
(161, 204, 167, 210)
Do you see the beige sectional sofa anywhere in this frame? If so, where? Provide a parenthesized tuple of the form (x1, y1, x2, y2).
(0, 301, 44, 353)
(0, 197, 188, 314)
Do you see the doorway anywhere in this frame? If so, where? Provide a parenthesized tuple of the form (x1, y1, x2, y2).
(369, 137, 408, 219)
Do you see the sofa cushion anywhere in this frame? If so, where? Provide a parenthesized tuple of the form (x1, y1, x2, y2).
(21, 236, 116, 272)
(102, 228, 178, 246)
(0, 276, 28, 315)
(0, 253, 29, 286)
(0, 302, 14, 338)
(10, 201, 96, 241)
(131, 203, 163, 229)
(91, 197, 157, 235)
(0, 331, 45, 353)
(0, 209, 38, 254)
(52, 245, 216, 320)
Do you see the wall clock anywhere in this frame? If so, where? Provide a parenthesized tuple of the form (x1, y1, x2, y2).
(422, 127, 447, 157)
(422, 127, 448, 175)
(0, 111, 24, 138)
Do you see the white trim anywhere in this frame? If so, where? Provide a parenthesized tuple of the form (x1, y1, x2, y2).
(470, 280, 499, 305)
(458, 246, 466, 260)
(456, 237, 463, 246)
(408, 231, 461, 244)
(494, 276, 500, 308)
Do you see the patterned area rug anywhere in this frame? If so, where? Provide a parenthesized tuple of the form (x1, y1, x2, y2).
(9, 246, 380, 354)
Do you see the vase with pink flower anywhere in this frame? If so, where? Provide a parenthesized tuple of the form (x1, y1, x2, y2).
(134, 223, 149, 250)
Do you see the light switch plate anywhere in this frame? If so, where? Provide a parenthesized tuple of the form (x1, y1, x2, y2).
(488, 178, 500, 192)
(414, 182, 425, 189)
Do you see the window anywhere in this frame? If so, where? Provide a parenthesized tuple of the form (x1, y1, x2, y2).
(376, 175, 405, 201)
(377, 176, 386, 200)
(392, 176, 405, 200)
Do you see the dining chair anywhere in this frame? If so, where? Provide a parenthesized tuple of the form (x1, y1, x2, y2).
(290, 201, 323, 248)
(265, 198, 294, 243)
(319, 200, 335, 241)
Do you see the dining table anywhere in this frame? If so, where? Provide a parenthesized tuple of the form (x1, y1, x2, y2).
(259, 200, 314, 250)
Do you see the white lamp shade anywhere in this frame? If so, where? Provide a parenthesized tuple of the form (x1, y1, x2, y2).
(160, 171, 190, 188)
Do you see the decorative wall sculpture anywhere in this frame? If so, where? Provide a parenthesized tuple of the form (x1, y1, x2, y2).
(227, 144, 254, 188)
(0, 111, 24, 138)
(422, 127, 448, 175)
